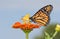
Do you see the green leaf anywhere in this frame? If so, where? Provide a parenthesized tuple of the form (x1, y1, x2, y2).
(45, 32, 51, 39)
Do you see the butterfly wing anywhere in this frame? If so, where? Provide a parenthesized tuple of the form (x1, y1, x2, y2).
(30, 5, 53, 26)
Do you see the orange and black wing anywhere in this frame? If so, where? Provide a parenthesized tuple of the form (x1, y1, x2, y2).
(30, 5, 53, 26)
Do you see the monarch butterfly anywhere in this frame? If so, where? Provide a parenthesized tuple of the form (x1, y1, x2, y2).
(30, 5, 53, 26)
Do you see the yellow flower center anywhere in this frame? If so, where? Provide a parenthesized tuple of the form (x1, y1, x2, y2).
(21, 13, 30, 24)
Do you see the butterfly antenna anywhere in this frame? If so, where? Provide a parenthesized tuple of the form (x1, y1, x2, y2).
(29, 9, 35, 19)
(31, 9, 35, 13)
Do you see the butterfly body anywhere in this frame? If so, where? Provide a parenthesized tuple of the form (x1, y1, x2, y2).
(30, 5, 53, 26)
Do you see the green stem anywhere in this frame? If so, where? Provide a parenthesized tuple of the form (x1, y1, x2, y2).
(51, 31, 58, 39)
(23, 30, 32, 39)
(26, 33, 29, 39)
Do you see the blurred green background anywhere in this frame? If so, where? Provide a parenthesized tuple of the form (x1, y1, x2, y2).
(34, 23, 60, 39)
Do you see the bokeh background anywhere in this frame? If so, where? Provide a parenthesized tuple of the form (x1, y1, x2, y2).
(0, 0, 60, 39)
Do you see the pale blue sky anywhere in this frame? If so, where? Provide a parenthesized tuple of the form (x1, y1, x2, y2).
(0, 0, 60, 39)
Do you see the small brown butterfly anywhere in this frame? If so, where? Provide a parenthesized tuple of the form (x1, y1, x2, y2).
(30, 5, 53, 26)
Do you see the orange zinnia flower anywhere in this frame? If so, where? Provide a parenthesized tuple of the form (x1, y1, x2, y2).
(12, 14, 41, 39)
(12, 22, 40, 30)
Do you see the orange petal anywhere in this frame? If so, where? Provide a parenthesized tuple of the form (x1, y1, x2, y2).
(12, 22, 21, 28)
